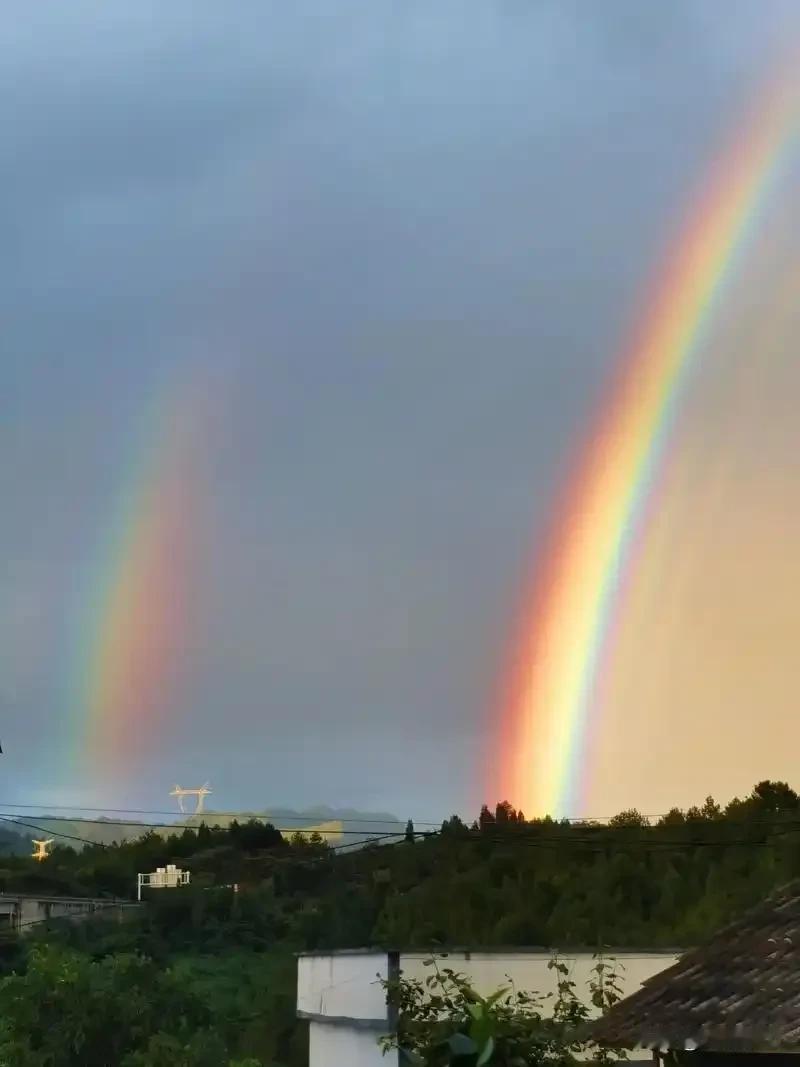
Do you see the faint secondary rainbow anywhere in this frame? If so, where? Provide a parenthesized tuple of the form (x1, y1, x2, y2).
(76, 366, 215, 777)
(497, 62, 800, 818)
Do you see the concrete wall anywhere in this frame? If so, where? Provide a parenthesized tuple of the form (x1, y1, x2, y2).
(297, 951, 389, 1023)
(298, 952, 392, 1067)
(308, 1021, 391, 1067)
(298, 949, 681, 1067)
(400, 950, 679, 1020)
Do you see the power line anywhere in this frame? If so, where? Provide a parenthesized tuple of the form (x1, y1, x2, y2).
(0, 812, 406, 836)
(0, 802, 440, 827)
(2, 795, 799, 830)
(0, 812, 416, 858)
(6, 811, 800, 855)
(458, 825, 800, 852)
(460, 812, 800, 831)
(7, 806, 800, 854)
(0, 815, 109, 850)
(9, 803, 800, 866)
(1, 800, 782, 831)
(247, 829, 436, 863)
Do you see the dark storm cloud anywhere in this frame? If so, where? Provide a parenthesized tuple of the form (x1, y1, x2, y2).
(2, 1, 797, 816)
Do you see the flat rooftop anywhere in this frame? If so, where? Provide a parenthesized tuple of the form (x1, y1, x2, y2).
(297, 945, 686, 957)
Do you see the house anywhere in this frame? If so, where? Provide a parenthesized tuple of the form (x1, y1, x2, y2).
(296, 947, 682, 1066)
(0, 893, 140, 935)
(590, 880, 800, 1064)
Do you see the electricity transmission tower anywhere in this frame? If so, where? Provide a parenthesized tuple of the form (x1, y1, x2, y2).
(31, 839, 53, 861)
(170, 783, 211, 815)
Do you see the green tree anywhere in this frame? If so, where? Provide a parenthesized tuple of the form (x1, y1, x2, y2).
(750, 780, 799, 813)
(478, 806, 496, 831)
(0, 946, 239, 1066)
(657, 808, 686, 827)
(607, 810, 649, 829)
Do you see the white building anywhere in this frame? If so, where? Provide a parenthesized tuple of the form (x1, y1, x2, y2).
(297, 947, 682, 1067)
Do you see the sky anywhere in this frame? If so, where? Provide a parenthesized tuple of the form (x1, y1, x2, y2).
(2, 1, 800, 822)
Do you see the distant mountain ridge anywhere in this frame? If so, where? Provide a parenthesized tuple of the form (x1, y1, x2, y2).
(267, 805, 401, 823)
(14, 807, 405, 850)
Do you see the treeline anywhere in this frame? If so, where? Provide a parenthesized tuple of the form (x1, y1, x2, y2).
(385, 779, 800, 948)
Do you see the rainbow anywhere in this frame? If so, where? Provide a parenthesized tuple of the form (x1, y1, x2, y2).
(497, 63, 800, 818)
(75, 366, 215, 779)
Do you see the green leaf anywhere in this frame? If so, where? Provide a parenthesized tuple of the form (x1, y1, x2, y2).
(448, 1032, 478, 1056)
(476, 1035, 495, 1066)
(399, 1049, 426, 1066)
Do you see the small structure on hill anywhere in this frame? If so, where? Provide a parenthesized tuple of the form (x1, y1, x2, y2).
(137, 864, 190, 901)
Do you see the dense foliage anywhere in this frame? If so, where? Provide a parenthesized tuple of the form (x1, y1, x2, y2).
(0, 944, 264, 1066)
(381, 956, 625, 1066)
(1, 780, 799, 1063)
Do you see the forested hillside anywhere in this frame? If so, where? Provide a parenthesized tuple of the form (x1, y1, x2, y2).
(9, 779, 800, 947)
(2, 780, 800, 1064)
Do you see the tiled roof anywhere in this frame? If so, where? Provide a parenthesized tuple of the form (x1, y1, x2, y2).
(590, 881, 800, 1053)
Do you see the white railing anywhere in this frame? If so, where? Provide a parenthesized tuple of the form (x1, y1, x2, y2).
(136, 865, 190, 901)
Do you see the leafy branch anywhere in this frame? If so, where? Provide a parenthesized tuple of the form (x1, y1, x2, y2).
(380, 954, 627, 1066)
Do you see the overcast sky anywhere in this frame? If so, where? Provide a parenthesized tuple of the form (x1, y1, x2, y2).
(2, 2, 799, 822)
